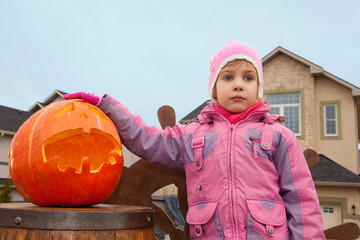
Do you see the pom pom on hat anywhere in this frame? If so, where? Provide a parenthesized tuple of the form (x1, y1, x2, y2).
(209, 41, 263, 99)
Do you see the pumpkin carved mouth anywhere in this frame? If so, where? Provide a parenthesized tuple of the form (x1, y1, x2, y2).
(42, 128, 122, 174)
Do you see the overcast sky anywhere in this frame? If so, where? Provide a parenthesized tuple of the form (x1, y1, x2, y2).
(1, 1, 359, 126)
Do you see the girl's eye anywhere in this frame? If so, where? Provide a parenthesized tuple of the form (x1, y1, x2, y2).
(244, 76, 253, 81)
(224, 76, 233, 81)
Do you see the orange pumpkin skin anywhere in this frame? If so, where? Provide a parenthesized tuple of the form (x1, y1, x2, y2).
(8, 100, 124, 206)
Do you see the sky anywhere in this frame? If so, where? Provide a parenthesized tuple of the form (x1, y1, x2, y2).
(1, 1, 360, 127)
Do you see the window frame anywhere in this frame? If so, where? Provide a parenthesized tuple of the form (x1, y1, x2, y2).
(323, 104, 338, 137)
(264, 87, 305, 138)
(320, 100, 342, 140)
(322, 206, 335, 214)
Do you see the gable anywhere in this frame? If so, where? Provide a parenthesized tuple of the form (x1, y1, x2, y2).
(263, 46, 360, 96)
(0, 89, 68, 134)
(28, 90, 67, 113)
(263, 52, 314, 91)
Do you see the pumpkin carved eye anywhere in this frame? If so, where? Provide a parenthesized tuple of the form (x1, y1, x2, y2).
(88, 104, 109, 123)
(54, 102, 75, 117)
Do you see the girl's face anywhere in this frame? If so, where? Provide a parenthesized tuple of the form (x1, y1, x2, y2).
(213, 60, 259, 113)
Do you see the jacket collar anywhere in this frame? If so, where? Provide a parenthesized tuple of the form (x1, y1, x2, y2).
(199, 102, 271, 124)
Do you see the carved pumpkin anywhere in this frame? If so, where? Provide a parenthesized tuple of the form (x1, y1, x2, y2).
(8, 100, 124, 206)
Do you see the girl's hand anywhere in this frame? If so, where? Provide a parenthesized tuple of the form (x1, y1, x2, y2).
(63, 92, 103, 106)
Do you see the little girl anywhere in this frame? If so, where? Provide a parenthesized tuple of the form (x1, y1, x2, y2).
(64, 41, 325, 239)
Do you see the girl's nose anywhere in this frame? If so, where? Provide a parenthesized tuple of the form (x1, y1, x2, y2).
(233, 77, 243, 91)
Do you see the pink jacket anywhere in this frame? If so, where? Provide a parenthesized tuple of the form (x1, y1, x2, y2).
(99, 95, 325, 240)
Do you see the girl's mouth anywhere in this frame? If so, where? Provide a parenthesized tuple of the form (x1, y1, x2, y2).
(231, 96, 245, 100)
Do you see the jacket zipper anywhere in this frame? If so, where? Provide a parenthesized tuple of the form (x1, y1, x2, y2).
(249, 137, 258, 159)
(202, 105, 272, 239)
(229, 124, 238, 238)
(249, 136, 278, 147)
(249, 136, 278, 158)
(214, 112, 239, 238)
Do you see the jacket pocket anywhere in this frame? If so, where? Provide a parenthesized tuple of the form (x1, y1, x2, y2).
(246, 198, 289, 240)
(187, 201, 224, 239)
(184, 162, 207, 204)
(249, 136, 278, 159)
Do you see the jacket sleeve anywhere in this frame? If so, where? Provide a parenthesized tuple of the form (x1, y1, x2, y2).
(98, 94, 185, 169)
(275, 128, 325, 239)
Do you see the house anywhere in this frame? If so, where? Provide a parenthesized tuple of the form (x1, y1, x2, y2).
(180, 46, 360, 230)
(263, 47, 360, 230)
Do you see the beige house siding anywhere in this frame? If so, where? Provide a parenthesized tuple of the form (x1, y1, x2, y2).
(316, 185, 359, 219)
(315, 76, 359, 173)
(0, 134, 26, 202)
(357, 104, 360, 141)
(0, 135, 12, 164)
(263, 53, 316, 150)
(0, 135, 12, 179)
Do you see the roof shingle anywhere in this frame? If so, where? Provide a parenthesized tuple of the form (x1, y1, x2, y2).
(310, 154, 360, 183)
(0, 105, 33, 133)
(179, 100, 210, 124)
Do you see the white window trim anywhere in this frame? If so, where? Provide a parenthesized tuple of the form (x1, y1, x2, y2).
(323, 104, 338, 137)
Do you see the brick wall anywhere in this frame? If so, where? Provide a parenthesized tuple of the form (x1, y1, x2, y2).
(263, 53, 316, 151)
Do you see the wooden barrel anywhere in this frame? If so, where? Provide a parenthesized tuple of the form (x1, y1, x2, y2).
(0, 203, 154, 240)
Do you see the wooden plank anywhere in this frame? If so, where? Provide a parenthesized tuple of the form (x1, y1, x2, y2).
(27, 229, 51, 240)
(140, 228, 155, 240)
(115, 228, 154, 240)
(0, 227, 6, 240)
(116, 229, 136, 239)
(71, 231, 96, 240)
(50, 230, 74, 240)
(95, 230, 115, 240)
(0, 227, 27, 240)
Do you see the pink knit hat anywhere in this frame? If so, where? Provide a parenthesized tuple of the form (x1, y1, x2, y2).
(208, 41, 263, 99)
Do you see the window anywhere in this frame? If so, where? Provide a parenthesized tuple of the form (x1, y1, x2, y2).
(267, 92, 301, 136)
(323, 206, 335, 214)
(320, 101, 341, 139)
(324, 104, 338, 136)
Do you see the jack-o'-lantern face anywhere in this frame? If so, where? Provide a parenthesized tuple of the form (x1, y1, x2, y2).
(8, 100, 124, 206)
(42, 101, 121, 174)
